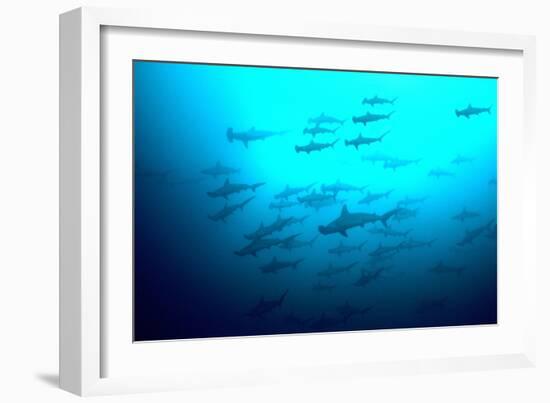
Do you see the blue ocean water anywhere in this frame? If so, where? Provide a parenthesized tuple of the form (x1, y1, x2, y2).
(133, 60, 497, 342)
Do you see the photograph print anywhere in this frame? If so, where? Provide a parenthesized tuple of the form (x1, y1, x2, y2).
(133, 60, 497, 342)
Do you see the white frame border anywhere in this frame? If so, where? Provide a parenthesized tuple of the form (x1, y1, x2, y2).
(59, 6, 537, 396)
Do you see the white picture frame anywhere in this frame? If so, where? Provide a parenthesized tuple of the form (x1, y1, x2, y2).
(60, 6, 538, 396)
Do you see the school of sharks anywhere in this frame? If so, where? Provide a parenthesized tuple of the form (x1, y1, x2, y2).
(133, 61, 497, 341)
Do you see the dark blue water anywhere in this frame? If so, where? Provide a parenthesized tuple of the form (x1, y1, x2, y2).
(133, 60, 497, 342)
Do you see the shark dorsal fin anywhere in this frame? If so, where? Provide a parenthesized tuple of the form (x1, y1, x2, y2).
(285, 184, 289, 190)
(340, 204, 350, 216)
(259, 222, 264, 228)
(224, 178, 229, 185)
(339, 241, 343, 247)
(468, 103, 472, 108)
(250, 126, 255, 131)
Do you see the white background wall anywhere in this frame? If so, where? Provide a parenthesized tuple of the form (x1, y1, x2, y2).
(0, 0, 548, 401)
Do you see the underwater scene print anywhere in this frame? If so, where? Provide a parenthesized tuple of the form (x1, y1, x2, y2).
(133, 60, 497, 342)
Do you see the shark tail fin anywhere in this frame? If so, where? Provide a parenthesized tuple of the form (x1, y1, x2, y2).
(455, 109, 460, 117)
(391, 97, 398, 104)
(380, 208, 397, 227)
(226, 128, 234, 142)
(331, 139, 339, 148)
(252, 182, 265, 192)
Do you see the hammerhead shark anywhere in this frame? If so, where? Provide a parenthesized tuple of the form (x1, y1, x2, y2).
(258, 257, 304, 274)
(428, 168, 455, 179)
(274, 183, 316, 199)
(244, 215, 293, 240)
(455, 104, 491, 118)
(268, 200, 300, 211)
(368, 242, 402, 258)
(354, 266, 389, 287)
(368, 226, 412, 238)
(383, 158, 421, 171)
(452, 208, 480, 222)
(308, 113, 345, 126)
(303, 125, 339, 136)
(352, 111, 394, 125)
(318, 205, 400, 236)
(207, 178, 265, 199)
(393, 207, 418, 222)
(227, 127, 287, 148)
(235, 234, 299, 257)
(304, 197, 346, 211)
(298, 189, 335, 204)
(328, 241, 367, 256)
(247, 290, 288, 318)
(361, 151, 395, 164)
(456, 219, 494, 246)
(279, 235, 318, 251)
(362, 95, 397, 106)
(321, 180, 367, 195)
(208, 196, 255, 222)
(345, 131, 389, 149)
(358, 190, 393, 205)
(295, 139, 339, 154)
(201, 161, 240, 178)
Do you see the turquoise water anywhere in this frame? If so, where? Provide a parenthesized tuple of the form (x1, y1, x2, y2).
(134, 60, 497, 341)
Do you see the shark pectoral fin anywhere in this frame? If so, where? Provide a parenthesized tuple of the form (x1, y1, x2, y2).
(340, 230, 348, 237)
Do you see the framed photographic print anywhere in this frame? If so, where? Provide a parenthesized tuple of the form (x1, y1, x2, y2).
(60, 7, 537, 396)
